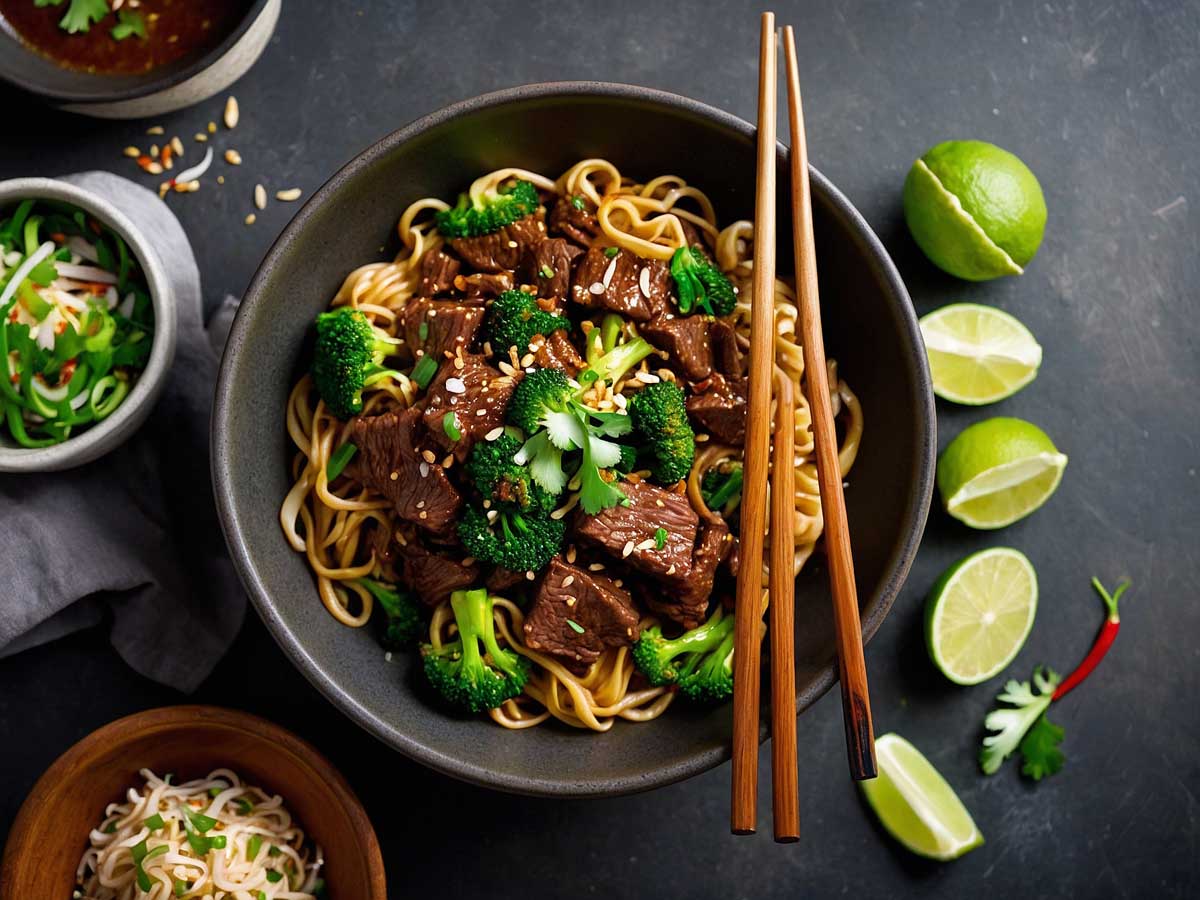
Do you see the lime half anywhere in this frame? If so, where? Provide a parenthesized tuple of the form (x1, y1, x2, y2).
(860, 733, 984, 861)
(920, 303, 1042, 405)
(925, 548, 1038, 684)
(937, 417, 1067, 529)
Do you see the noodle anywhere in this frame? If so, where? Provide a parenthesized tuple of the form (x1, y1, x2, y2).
(280, 160, 864, 731)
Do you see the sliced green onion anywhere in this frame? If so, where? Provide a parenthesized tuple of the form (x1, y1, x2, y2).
(539, 265, 554, 279)
(570, 195, 586, 211)
(103, 820, 118, 834)
(654, 527, 668, 550)
(326, 442, 358, 481)
(566, 618, 585, 634)
(603, 246, 619, 258)
(235, 797, 255, 815)
(131, 841, 168, 891)
(183, 807, 217, 833)
(266, 870, 283, 883)
(442, 411, 461, 441)
(267, 844, 282, 857)
(410, 353, 437, 389)
(208, 835, 227, 850)
(143, 813, 165, 831)
(174, 880, 189, 897)
(417, 320, 429, 341)
(247, 833, 263, 860)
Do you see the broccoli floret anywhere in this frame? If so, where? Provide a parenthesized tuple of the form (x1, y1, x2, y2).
(507, 367, 635, 513)
(628, 381, 696, 485)
(632, 606, 735, 688)
(420, 589, 531, 712)
(464, 433, 557, 517)
(670, 246, 737, 317)
(435, 181, 540, 238)
(701, 462, 744, 512)
(677, 623, 736, 704)
(358, 578, 422, 649)
(311, 307, 401, 419)
(457, 505, 565, 574)
(485, 290, 568, 356)
(578, 321, 657, 389)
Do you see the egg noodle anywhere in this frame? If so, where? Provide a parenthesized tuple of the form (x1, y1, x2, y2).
(280, 159, 863, 731)
(75, 768, 323, 899)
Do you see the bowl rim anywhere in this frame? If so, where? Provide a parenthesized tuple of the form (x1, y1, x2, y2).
(0, 0, 270, 103)
(0, 176, 177, 472)
(213, 81, 936, 797)
(0, 704, 387, 896)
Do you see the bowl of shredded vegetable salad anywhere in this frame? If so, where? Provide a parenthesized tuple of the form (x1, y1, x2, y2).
(0, 177, 175, 471)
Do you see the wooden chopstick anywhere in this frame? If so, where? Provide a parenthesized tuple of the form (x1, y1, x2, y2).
(769, 371, 799, 842)
(731, 9, 778, 836)
(781, 25, 877, 781)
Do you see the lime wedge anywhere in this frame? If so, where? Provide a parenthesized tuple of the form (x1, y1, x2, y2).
(925, 548, 1038, 684)
(920, 303, 1042, 405)
(861, 733, 984, 861)
(937, 417, 1067, 529)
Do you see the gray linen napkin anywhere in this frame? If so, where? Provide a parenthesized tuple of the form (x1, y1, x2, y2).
(0, 172, 244, 692)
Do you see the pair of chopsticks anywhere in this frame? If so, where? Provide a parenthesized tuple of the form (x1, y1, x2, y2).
(730, 12, 878, 842)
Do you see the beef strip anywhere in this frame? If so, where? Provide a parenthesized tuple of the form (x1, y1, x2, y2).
(572, 479, 698, 582)
(399, 299, 485, 361)
(396, 539, 479, 607)
(523, 556, 640, 665)
(449, 212, 547, 272)
(710, 318, 743, 378)
(529, 329, 584, 377)
(486, 566, 526, 593)
(686, 373, 748, 446)
(547, 195, 600, 247)
(645, 518, 732, 629)
(679, 218, 716, 258)
(518, 237, 583, 302)
(365, 519, 395, 564)
(348, 407, 462, 536)
(569, 247, 671, 322)
(419, 249, 461, 297)
(640, 314, 714, 381)
(455, 271, 513, 301)
(422, 354, 516, 462)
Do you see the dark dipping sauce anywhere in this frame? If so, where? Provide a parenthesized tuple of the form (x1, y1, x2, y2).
(0, 0, 247, 75)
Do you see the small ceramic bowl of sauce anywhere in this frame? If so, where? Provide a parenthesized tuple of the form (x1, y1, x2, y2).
(0, 0, 279, 118)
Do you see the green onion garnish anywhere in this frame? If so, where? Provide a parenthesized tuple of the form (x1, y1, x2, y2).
(209, 835, 227, 850)
(418, 320, 429, 341)
(184, 808, 216, 833)
(654, 527, 668, 550)
(207, 785, 226, 798)
(247, 834, 263, 860)
(603, 246, 620, 258)
(174, 879, 189, 897)
(566, 618, 585, 634)
(410, 353, 437, 389)
(130, 841, 168, 891)
(266, 870, 284, 883)
(236, 797, 255, 815)
(539, 265, 555, 279)
(326, 441, 358, 481)
(267, 844, 282, 857)
(143, 813, 164, 831)
(442, 412, 461, 441)
(103, 821, 118, 834)
(571, 195, 586, 211)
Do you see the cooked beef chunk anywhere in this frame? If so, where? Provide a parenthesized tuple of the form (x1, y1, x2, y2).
(455, 271, 514, 301)
(518, 237, 583, 302)
(570, 247, 670, 322)
(686, 373, 747, 445)
(529, 329, 584, 377)
(396, 539, 479, 607)
(486, 566, 526, 593)
(523, 556, 640, 664)
(419, 249, 461, 297)
(348, 408, 462, 536)
(710, 318, 743, 378)
(399, 299, 485, 361)
(449, 212, 547, 272)
(365, 519, 395, 564)
(572, 479, 698, 582)
(422, 354, 516, 462)
(645, 518, 732, 629)
(641, 314, 714, 381)
(547, 195, 600, 247)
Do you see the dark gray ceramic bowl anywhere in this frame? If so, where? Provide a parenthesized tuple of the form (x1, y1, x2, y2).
(213, 83, 935, 798)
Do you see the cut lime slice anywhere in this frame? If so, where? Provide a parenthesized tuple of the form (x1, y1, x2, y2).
(937, 417, 1068, 529)
(861, 733, 984, 861)
(920, 303, 1042, 405)
(925, 548, 1038, 685)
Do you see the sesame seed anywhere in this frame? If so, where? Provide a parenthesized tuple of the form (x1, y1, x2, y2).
(194, 133, 208, 142)
(507, 240, 518, 248)
(146, 162, 163, 175)
(223, 95, 239, 129)
(416, 500, 425, 509)
(626, 627, 633, 637)
(276, 188, 303, 202)
(588, 282, 605, 295)
(244, 214, 256, 226)
(444, 377, 466, 394)
(217, 175, 225, 184)
(122, 146, 140, 158)
(562, 575, 575, 588)
(655, 499, 665, 508)
(520, 353, 535, 368)
(484, 427, 504, 441)
(389, 471, 399, 481)
(635, 371, 660, 384)
(170, 136, 184, 156)
(146, 125, 164, 135)
(613, 579, 623, 588)
(621, 540, 635, 558)
(602, 256, 618, 289)
(636, 538, 656, 551)
(695, 433, 710, 442)
(526, 571, 536, 581)
(418, 511, 427, 520)
(566, 545, 577, 563)
(565, 596, 576, 607)
(588, 563, 605, 572)
(254, 184, 267, 209)
(421, 450, 436, 464)
(487, 509, 499, 522)
(419, 462, 430, 477)
(207, 121, 217, 134)
(442, 455, 454, 467)
(666, 564, 677, 575)
(224, 149, 242, 165)
(638, 267, 651, 297)
(454, 356, 465, 370)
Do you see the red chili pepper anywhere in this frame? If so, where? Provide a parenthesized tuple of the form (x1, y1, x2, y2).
(1052, 578, 1129, 701)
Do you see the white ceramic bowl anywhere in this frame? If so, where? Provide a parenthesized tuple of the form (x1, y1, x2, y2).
(0, 177, 177, 472)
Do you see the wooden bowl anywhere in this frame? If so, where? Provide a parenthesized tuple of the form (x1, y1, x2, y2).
(0, 705, 386, 897)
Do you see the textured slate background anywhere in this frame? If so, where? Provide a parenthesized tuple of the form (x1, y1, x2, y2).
(1, 1, 1197, 896)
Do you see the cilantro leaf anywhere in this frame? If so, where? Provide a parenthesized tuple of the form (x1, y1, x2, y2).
(58, 0, 109, 34)
(1019, 713, 1065, 780)
(980, 666, 1060, 775)
(111, 9, 146, 40)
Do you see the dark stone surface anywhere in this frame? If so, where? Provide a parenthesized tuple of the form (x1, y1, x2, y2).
(1, 0, 1197, 896)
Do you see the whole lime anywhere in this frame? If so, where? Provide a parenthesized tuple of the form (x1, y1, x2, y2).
(903, 140, 1047, 281)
